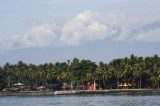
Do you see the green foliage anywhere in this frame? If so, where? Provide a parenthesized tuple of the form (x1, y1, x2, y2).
(0, 67, 6, 90)
(1, 54, 160, 90)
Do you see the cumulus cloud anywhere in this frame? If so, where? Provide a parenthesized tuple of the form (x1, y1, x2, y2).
(110, 14, 160, 42)
(0, 25, 57, 50)
(0, 11, 109, 50)
(59, 11, 108, 45)
(19, 25, 57, 48)
(135, 28, 160, 42)
(1, 10, 160, 50)
(117, 20, 160, 42)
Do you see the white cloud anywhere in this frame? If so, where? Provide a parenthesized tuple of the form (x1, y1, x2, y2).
(111, 14, 160, 42)
(135, 28, 160, 42)
(19, 25, 57, 48)
(1, 11, 109, 50)
(1, 10, 160, 50)
(59, 11, 108, 46)
(0, 25, 57, 50)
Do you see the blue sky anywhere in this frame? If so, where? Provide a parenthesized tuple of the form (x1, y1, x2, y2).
(0, 0, 160, 65)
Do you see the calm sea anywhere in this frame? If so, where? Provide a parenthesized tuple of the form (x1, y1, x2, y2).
(0, 94, 160, 106)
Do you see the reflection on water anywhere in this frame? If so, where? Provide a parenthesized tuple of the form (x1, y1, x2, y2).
(0, 94, 160, 106)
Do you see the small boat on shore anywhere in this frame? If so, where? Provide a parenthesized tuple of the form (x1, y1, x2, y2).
(54, 90, 77, 95)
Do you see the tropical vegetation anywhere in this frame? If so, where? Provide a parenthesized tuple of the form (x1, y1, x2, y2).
(0, 54, 160, 91)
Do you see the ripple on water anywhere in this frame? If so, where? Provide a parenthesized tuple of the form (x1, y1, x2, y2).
(0, 95, 160, 106)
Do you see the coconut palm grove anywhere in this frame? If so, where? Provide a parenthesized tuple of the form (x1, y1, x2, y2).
(0, 54, 160, 91)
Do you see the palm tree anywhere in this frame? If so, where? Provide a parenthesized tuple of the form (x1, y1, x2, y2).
(103, 64, 112, 89)
(95, 67, 103, 89)
(3, 62, 13, 88)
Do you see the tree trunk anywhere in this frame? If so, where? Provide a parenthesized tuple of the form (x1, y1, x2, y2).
(140, 77, 142, 89)
(103, 80, 106, 90)
(8, 76, 11, 88)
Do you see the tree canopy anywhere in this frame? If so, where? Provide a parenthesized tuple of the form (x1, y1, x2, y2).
(0, 54, 160, 91)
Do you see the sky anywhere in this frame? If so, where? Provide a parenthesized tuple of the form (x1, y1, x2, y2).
(0, 0, 160, 65)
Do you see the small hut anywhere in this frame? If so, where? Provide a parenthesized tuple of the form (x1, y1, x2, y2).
(36, 86, 46, 91)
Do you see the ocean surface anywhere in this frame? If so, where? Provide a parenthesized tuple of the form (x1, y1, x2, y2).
(0, 94, 160, 106)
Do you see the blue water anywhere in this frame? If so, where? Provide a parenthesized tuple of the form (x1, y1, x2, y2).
(0, 94, 160, 106)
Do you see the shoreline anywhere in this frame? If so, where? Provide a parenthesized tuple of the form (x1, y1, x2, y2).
(1, 89, 160, 96)
(0, 91, 55, 96)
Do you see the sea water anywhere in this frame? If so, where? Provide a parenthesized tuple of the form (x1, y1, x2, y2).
(0, 94, 160, 106)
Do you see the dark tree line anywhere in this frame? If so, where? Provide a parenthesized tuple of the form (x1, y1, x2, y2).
(0, 54, 160, 91)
